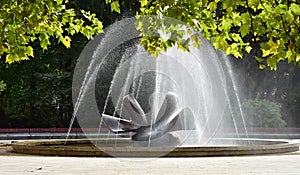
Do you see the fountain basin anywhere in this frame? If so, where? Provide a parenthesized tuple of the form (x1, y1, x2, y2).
(12, 138, 299, 157)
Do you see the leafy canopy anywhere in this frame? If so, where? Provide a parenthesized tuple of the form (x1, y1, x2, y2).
(111, 0, 300, 70)
(2, 0, 300, 70)
(0, 0, 103, 63)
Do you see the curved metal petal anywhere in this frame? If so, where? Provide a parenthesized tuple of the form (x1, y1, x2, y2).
(156, 92, 178, 121)
(101, 114, 140, 133)
(121, 94, 147, 125)
(132, 107, 194, 141)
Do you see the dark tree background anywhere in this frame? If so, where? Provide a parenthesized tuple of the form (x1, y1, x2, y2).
(230, 53, 300, 127)
(0, 0, 139, 128)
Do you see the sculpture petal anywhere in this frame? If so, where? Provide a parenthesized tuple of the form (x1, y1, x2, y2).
(132, 107, 194, 141)
(155, 92, 178, 121)
(121, 94, 147, 125)
(102, 114, 140, 133)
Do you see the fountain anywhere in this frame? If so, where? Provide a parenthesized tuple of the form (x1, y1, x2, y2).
(12, 16, 300, 157)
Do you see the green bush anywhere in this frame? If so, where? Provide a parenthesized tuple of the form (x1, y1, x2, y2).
(242, 99, 286, 128)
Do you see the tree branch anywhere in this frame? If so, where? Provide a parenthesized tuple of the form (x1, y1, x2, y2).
(245, 0, 258, 56)
(280, 14, 300, 51)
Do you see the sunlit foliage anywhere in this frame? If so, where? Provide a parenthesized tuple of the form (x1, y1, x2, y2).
(110, 0, 300, 70)
(0, 0, 103, 63)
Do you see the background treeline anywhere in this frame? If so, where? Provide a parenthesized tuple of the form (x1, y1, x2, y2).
(0, 1, 299, 128)
(230, 53, 300, 128)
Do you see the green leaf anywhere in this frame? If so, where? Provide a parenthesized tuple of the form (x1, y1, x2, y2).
(208, 2, 217, 11)
(241, 13, 250, 24)
(296, 54, 300, 62)
(286, 50, 293, 63)
(239, 24, 250, 37)
(259, 64, 266, 69)
(111, 1, 121, 13)
(0, 43, 9, 54)
(62, 36, 71, 48)
(232, 18, 241, 27)
(267, 57, 277, 70)
(39, 33, 50, 50)
(262, 49, 271, 57)
(6, 53, 18, 64)
(223, 0, 234, 10)
(290, 3, 300, 15)
(140, 0, 148, 7)
(285, 10, 294, 25)
(274, 5, 286, 14)
(255, 56, 264, 63)
(27, 46, 34, 57)
(221, 19, 232, 33)
(245, 45, 252, 53)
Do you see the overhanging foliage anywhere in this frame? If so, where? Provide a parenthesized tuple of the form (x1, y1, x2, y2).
(0, 0, 103, 63)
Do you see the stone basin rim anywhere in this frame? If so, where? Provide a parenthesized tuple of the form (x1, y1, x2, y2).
(11, 138, 300, 157)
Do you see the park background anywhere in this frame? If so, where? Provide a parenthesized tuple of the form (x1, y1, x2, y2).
(0, 0, 299, 132)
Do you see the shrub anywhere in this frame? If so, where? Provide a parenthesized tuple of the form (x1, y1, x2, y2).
(242, 99, 286, 128)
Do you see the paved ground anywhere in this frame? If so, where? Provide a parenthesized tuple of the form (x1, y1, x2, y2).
(1, 148, 300, 175)
(1, 139, 300, 174)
